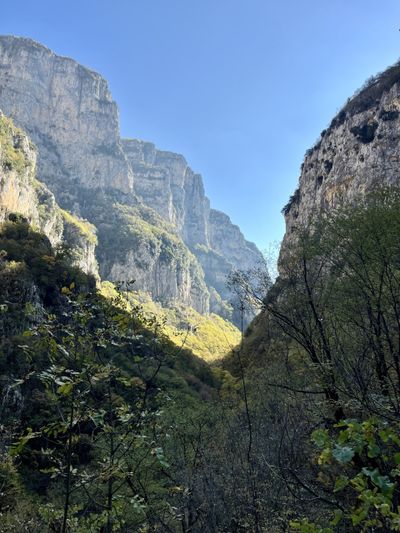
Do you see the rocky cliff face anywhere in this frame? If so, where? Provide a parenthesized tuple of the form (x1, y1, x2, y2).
(123, 139, 265, 310)
(281, 62, 400, 262)
(0, 36, 133, 200)
(0, 112, 99, 276)
(0, 35, 263, 319)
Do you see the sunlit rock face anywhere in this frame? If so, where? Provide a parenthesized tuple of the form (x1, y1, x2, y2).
(0, 35, 264, 320)
(0, 35, 133, 198)
(123, 139, 266, 312)
(280, 63, 400, 264)
(122, 139, 210, 244)
(0, 112, 98, 276)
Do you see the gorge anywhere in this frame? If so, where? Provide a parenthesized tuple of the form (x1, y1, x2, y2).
(3, 31, 400, 532)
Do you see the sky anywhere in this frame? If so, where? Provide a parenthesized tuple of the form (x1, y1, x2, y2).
(2, 0, 400, 253)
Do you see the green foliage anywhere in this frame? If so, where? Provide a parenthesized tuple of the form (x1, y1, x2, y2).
(60, 209, 97, 244)
(0, 115, 28, 173)
(105, 286, 241, 361)
(282, 187, 301, 215)
(95, 201, 193, 267)
(0, 217, 95, 310)
(0, 219, 224, 531)
(292, 418, 400, 531)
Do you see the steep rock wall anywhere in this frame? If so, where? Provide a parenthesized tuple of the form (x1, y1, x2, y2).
(281, 63, 400, 262)
(0, 112, 98, 276)
(123, 139, 265, 310)
(0, 36, 133, 200)
(0, 36, 264, 318)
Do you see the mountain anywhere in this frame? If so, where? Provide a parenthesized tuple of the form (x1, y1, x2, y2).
(0, 35, 264, 324)
(0, 112, 98, 276)
(280, 62, 400, 264)
(234, 62, 400, 365)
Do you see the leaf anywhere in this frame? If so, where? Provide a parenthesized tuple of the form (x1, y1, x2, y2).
(330, 509, 343, 527)
(10, 428, 40, 456)
(362, 468, 394, 496)
(57, 382, 73, 396)
(153, 447, 170, 468)
(367, 443, 381, 458)
(351, 507, 368, 526)
(312, 429, 329, 448)
(332, 445, 355, 464)
(334, 475, 348, 492)
(58, 345, 70, 358)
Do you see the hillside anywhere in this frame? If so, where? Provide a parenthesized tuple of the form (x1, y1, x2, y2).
(5, 31, 400, 533)
(280, 60, 400, 265)
(0, 35, 264, 326)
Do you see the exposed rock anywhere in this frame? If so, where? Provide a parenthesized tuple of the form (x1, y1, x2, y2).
(0, 112, 99, 277)
(0, 36, 264, 321)
(60, 209, 99, 278)
(0, 35, 133, 199)
(123, 139, 265, 312)
(96, 203, 210, 314)
(122, 139, 210, 244)
(281, 62, 400, 264)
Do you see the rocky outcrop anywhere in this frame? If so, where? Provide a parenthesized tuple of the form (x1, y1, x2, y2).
(0, 36, 264, 320)
(122, 139, 210, 244)
(94, 203, 210, 313)
(123, 139, 265, 310)
(281, 62, 400, 262)
(0, 36, 133, 201)
(60, 209, 98, 277)
(0, 112, 99, 276)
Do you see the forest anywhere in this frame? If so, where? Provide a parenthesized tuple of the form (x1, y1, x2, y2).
(1, 187, 400, 532)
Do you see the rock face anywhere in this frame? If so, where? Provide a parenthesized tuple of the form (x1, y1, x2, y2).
(281, 62, 400, 262)
(0, 35, 264, 319)
(0, 112, 99, 276)
(123, 139, 265, 310)
(0, 36, 133, 200)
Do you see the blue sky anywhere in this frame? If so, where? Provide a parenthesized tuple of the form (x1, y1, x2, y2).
(2, 0, 400, 252)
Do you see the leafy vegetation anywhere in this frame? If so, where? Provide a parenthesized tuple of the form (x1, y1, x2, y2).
(0, 114, 28, 173)
(0, 216, 244, 531)
(5, 177, 400, 531)
(224, 187, 400, 530)
(60, 209, 98, 245)
(282, 187, 301, 215)
(100, 284, 241, 361)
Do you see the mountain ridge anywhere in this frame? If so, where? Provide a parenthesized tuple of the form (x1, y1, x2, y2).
(0, 34, 264, 324)
(280, 60, 400, 266)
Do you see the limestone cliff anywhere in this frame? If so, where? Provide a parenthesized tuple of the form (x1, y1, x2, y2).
(0, 112, 98, 276)
(0, 35, 264, 319)
(123, 139, 265, 312)
(0, 35, 133, 199)
(281, 62, 400, 262)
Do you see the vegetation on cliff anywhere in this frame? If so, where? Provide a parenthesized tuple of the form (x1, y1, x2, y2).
(222, 188, 400, 531)
(0, 217, 226, 532)
(0, 114, 29, 174)
(5, 182, 400, 531)
(100, 283, 241, 361)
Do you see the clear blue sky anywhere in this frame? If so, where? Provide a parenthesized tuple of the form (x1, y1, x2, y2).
(2, 0, 400, 252)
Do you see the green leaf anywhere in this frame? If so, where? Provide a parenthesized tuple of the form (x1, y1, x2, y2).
(57, 382, 73, 396)
(351, 507, 368, 526)
(10, 428, 40, 456)
(362, 468, 394, 496)
(334, 475, 348, 492)
(330, 509, 343, 527)
(367, 443, 381, 458)
(332, 445, 355, 464)
(312, 429, 329, 448)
